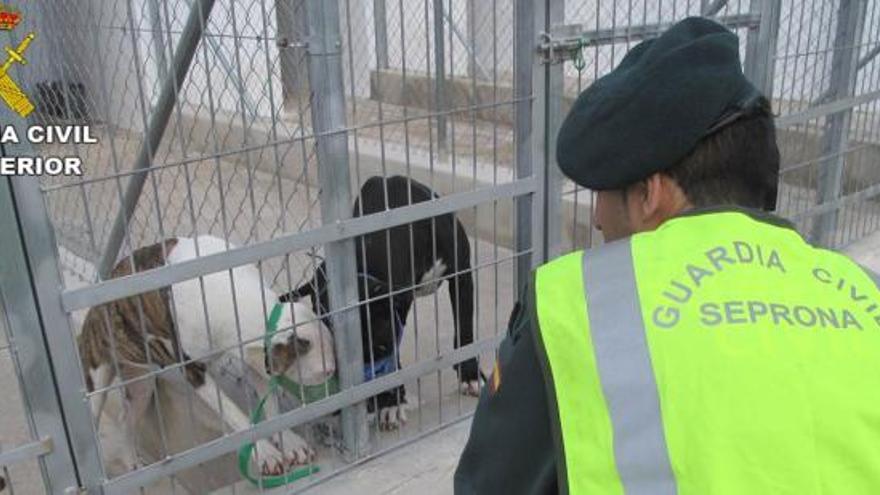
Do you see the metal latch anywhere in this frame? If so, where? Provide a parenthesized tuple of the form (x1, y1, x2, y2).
(276, 37, 309, 50)
(537, 32, 588, 68)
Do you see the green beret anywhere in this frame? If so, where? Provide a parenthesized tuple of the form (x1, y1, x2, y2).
(556, 17, 764, 190)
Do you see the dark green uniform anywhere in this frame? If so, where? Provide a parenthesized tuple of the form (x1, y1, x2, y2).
(454, 281, 557, 494)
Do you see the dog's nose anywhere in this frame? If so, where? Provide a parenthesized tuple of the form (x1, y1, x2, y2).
(264, 343, 284, 375)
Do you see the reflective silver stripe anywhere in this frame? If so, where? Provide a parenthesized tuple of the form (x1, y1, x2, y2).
(582, 241, 677, 494)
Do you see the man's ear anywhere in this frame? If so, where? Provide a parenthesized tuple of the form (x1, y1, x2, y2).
(638, 174, 665, 219)
(628, 173, 686, 231)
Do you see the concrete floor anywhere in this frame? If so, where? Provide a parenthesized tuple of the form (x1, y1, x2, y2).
(298, 418, 472, 495)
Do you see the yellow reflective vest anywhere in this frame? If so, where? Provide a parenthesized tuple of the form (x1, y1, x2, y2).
(535, 210, 880, 494)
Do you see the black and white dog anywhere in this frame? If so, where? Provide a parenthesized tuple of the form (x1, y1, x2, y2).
(280, 176, 480, 429)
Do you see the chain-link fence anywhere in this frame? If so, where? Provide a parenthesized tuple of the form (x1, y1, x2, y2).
(6, 0, 530, 492)
(2, 0, 880, 493)
(772, 0, 880, 248)
(551, 0, 880, 253)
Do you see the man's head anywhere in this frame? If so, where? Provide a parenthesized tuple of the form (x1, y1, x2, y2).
(593, 102, 779, 240)
(556, 17, 780, 241)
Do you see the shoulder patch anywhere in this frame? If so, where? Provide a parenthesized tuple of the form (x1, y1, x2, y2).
(489, 359, 502, 396)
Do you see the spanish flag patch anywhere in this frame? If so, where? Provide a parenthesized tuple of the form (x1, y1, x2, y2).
(489, 359, 501, 396)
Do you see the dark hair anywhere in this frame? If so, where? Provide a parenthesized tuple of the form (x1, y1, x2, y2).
(662, 99, 780, 210)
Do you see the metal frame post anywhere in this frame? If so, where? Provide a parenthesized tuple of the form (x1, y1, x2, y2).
(1, 110, 105, 491)
(147, 0, 168, 84)
(812, 0, 867, 246)
(0, 174, 83, 493)
(702, 0, 731, 17)
(444, 2, 490, 81)
(744, 0, 781, 98)
(544, 0, 565, 261)
(304, 0, 370, 460)
(513, 0, 537, 294)
(466, 0, 475, 78)
(10, 176, 107, 492)
(432, 0, 448, 151)
(373, 0, 389, 70)
(277, 0, 310, 101)
(514, 0, 559, 294)
(98, 0, 217, 278)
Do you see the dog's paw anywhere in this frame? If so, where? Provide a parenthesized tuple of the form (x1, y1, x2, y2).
(118, 447, 143, 474)
(459, 379, 481, 397)
(255, 439, 287, 476)
(378, 404, 408, 431)
(279, 430, 316, 467)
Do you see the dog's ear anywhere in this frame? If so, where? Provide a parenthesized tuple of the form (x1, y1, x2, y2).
(280, 281, 314, 303)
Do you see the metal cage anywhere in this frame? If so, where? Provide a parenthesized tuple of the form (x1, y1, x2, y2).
(1, 0, 879, 493)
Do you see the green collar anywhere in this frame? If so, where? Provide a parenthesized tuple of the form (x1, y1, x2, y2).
(264, 303, 339, 405)
(275, 373, 339, 405)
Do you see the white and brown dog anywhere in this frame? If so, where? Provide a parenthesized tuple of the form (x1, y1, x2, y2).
(78, 235, 336, 476)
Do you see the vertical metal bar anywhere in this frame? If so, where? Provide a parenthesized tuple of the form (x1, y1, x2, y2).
(97, 0, 217, 279)
(812, 0, 867, 246)
(744, 0, 781, 98)
(513, 0, 542, 294)
(147, 0, 169, 83)
(466, 0, 476, 78)
(545, 0, 565, 261)
(743, 0, 763, 88)
(703, 0, 731, 16)
(447, 0, 458, 192)
(443, 4, 490, 82)
(304, 0, 369, 460)
(0, 178, 81, 493)
(2, 164, 105, 491)
(433, 0, 448, 151)
(374, 0, 389, 70)
(277, 0, 310, 103)
(392, 0, 423, 431)
(743, 0, 781, 218)
(226, 0, 259, 243)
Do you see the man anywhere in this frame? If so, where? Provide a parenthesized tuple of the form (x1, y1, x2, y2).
(455, 17, 880, 494)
